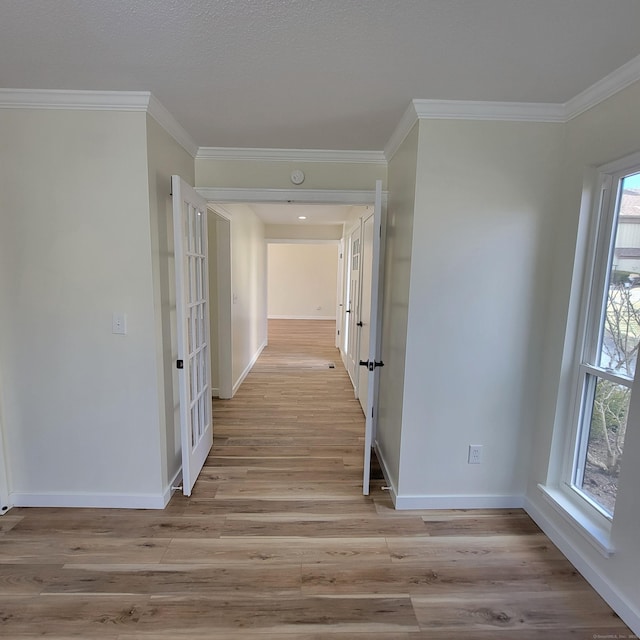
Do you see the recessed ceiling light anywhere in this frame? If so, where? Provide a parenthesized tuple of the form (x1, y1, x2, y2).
(298, 216, 307, 220)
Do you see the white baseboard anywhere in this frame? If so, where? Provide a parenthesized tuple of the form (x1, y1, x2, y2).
(524, 495, 640, 637)
(372, 444, 524, 512)
(268, 315, 336, 320)
(394, 493, 524, 510)
(10, 491, 167, 510)
(232, 339, 267, 396)
(211, 387, 220, 398)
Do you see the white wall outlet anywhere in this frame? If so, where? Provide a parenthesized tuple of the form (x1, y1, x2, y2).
(112, 312, 127, 335)
(468, 444, 482, 464)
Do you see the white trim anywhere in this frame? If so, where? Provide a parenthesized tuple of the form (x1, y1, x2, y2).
(0, 416, 11, 515)
(413, 99, 566, 123)
(10, 491, 167, 510)
(383, 99, 565, 162)
(384, 101, 420, 162)
(147, 94, 198, 157)
(524, 495, 640, 637)
(565, 52, 640, 121)
(197, 187, 382, 205)
(268, 315, 336, 320)
(211, 387, 220, 398)
(196, 147, 386, 164)
(393, 493, 524, 511)
(384, 53, 640, 160)
(0, 88, 151, 111)
(0, 89, 197, 157)
(232, 339, 267, 397)
(4, 50, 640, 166)
(537, 484, 614, 557)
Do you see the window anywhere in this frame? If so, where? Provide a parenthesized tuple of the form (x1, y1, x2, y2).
(568, 164, 640, 518)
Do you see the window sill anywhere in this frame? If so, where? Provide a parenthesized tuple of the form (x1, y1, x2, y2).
(537, 484, 615, 558)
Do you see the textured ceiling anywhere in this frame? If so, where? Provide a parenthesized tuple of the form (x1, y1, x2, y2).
(249, 203, 367, 226)
(2, 0, 640, 150)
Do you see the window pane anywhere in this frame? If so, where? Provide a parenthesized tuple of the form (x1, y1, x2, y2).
(598, 174, 640, 377)
(576, 376, 629, 516)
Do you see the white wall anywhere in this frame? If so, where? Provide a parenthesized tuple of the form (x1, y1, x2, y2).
(265, 224, 343, 241)
(527, 79, 640, 634)
(397, 118, 563, 504)
(224, 204, 267, 392)
(0, 109, 166, 506)
(267, 243, 338, 319)
(145, 114, 196, 493)
(207, 212, 220, 394)
(375, 123, 419, 493)
(196, 159, 386, 191)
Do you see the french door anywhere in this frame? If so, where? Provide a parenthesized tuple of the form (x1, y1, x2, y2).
(172, 176, 213, 496)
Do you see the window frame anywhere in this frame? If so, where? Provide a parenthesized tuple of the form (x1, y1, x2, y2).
(561, 153, 640, 527)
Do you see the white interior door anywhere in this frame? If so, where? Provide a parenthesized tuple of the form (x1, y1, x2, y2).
(172, 175, 214, 497)
(346, 224, 362, 390)
(362, 180, 385, 495)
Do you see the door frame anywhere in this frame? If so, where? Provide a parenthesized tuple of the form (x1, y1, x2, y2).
(0, 412, 10, 514)
(197, 187, 388, 492)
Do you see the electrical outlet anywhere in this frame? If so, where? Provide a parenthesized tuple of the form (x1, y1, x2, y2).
(468, 444, 482, 464)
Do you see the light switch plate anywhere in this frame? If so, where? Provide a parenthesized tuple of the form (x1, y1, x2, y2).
(112, 312, 127, 335)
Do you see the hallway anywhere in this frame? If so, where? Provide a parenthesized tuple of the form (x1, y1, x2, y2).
(0, 320, 631, 637)
(210, 319, 372, 503)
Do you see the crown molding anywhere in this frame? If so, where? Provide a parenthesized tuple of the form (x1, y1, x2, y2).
(196, 147, 386, 164)
(0, 89, 197, 157)
(0, 88, 151, 110)
(383, 101, 421, 162)
(564, 52, 640, 121)
(413, 99, 566, 123)
(384, 98, 566, 162)
(3, 51, 640, 166)
(147, 94, 198, 157)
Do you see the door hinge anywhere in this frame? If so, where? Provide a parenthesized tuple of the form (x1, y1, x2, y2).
(176, 359, 184, 369)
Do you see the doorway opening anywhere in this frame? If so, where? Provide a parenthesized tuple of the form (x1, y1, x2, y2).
(200, 187, 385, 494)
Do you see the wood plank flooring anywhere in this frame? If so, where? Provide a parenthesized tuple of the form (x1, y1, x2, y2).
(0, 319, 632, 638)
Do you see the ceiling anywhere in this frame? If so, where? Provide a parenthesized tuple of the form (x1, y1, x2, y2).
(2, 1, 640, 151)
(249, 203, 366, 226)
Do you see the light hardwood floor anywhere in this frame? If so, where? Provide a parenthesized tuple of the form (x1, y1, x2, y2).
(0, 319, 632, 638)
